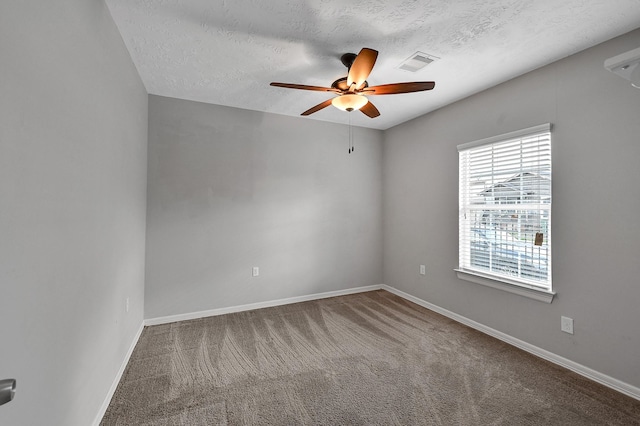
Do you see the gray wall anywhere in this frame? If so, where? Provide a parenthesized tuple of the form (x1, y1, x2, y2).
(0, 1, 148, 425)
(383, 29, 640, 388)
(145, 96, 383, 319)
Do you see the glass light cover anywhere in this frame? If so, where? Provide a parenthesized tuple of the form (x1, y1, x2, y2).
(331, 94, 368, 111)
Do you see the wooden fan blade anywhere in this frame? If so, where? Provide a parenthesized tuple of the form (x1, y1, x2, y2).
(347, 48, 378, 89)
(360, 100, 380, 118)
(301, 98, 334, 116)
(363, 81, 435, 95)
(271, 82, 339, 93)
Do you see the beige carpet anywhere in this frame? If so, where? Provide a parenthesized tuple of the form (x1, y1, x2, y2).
(101, 290, 640, 425)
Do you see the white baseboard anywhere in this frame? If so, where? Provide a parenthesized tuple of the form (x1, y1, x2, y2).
(144, 284, 384, 326)
(381, 284, 640, 401)
(93, 322, 145, 426)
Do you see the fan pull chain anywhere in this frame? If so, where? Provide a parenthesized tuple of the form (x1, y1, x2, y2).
(352, 125, 355, 153)
(348, 113, 354, 154)
(348, 113, 351, 154)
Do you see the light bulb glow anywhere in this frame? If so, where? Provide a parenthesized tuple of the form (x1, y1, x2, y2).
(331, 94, 368, 111)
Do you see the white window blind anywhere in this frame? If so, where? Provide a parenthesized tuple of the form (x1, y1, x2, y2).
(458, 124, 552, 290)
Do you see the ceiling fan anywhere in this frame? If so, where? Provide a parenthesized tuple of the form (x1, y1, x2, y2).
(270, 48, 435, 118)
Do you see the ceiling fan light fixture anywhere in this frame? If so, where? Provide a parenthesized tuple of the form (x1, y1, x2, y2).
(331, 94, 368, 112)
(271, 47, 435, 118)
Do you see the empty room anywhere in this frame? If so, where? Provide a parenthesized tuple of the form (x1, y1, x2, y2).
(2, 0, 640, 424)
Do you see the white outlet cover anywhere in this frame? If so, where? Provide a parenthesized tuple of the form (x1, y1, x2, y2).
(252, 267, 259, 277)
(561, 316, 574, 334)
(419, 265, 426, 275)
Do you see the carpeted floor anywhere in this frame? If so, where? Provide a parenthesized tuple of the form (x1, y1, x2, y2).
(101, 290, 640, 425)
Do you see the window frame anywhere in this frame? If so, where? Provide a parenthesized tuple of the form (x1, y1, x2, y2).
(456, 124, 555, 303)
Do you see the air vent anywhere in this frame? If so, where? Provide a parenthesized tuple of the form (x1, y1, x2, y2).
(398, 52, 439, 72)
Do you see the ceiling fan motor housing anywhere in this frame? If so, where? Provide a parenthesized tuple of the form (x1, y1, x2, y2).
(331, 77, 368, 92)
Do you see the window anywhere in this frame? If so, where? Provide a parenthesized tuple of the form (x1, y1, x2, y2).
(458, 124, 552, 294)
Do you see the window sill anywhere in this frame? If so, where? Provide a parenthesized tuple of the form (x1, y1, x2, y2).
(454, 269, 555, 303)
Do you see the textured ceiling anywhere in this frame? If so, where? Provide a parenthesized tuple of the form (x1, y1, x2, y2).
(106, 0, 640, 130)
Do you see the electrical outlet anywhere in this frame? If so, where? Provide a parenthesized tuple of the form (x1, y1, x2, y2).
(252, 267, 259, 277)
(126, 297, 130, 313)
(561, 316, 574, 334)
(419, 265, 426, 275)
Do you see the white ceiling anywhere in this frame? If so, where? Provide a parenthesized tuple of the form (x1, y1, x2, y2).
(106, 0, 640, 130)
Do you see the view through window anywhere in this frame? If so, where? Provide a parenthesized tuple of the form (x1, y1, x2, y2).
(458, 124, 552, 291)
